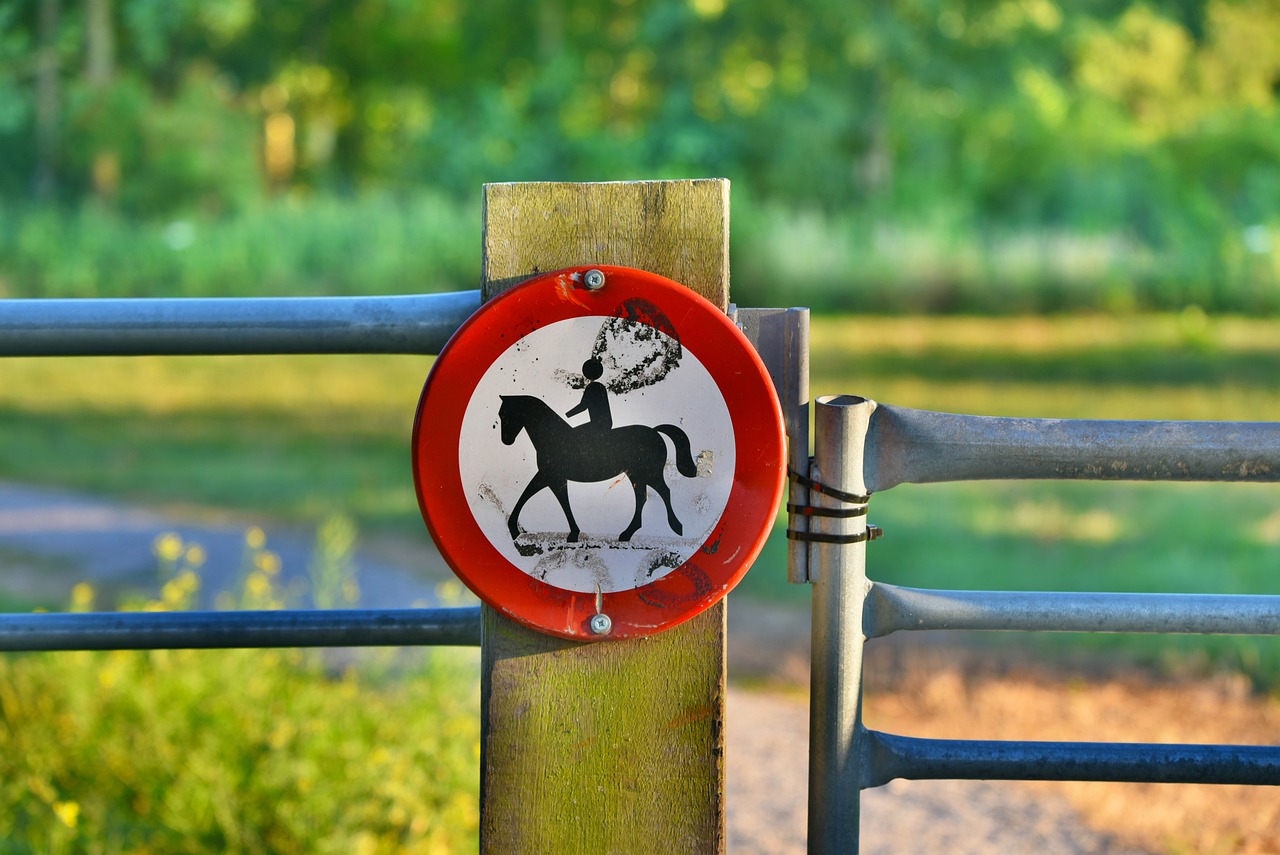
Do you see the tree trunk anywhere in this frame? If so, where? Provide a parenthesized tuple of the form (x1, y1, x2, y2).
(85, 0, 115, 87)
(34, 0, 61, 200)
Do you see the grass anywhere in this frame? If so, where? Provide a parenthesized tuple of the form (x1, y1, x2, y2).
(1, 313, 1279, 679)
(0, 354, 434, 533)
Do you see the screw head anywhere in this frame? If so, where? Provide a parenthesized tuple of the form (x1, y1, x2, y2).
(584, 269, 606, 290)
(589, 613, 613, 635)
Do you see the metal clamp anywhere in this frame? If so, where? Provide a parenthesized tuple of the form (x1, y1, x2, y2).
(786, 525, 882, 545)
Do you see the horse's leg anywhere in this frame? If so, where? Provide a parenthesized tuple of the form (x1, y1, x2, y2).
(650, 475, 683, 536)
(547, 480, 581, 543)
(619, 478, 648, 542)
(508, 470, 550, 540)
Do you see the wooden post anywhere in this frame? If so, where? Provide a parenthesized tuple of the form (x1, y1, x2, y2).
(480, 179, 729, 854)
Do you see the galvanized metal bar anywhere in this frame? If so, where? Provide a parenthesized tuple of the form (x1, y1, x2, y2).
(735, 307, 812, 583)
(808, 394, 875, 855)
(860, 400, 1280, 491)
(0, 291, 482, 356)
(785, 310, 812, 584)
(0, 606, 482, 650)
(865, 583, 1280, 638)
(865, 729, 1280, 788)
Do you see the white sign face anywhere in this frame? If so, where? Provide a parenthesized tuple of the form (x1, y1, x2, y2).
(459, 316, 736, 593)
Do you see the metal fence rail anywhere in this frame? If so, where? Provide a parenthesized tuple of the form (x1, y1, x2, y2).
(807, 394, 1280, 855)
(862, 402, 1280, 490)
(865, 584, 1280, 637)
(0, 291, 481, 356)
(865, 732, 1280, 788)
(0, 291, 484, 655)
(0, 606, 482, 651)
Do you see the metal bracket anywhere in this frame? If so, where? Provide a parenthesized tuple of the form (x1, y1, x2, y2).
(735, 307, 812, 583)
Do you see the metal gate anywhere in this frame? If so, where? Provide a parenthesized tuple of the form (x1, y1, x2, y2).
(805, 394, 1280, 853)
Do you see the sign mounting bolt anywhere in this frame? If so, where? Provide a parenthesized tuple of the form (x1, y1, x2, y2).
(590, 584, 612, 635)
(584, 269, 606, 291)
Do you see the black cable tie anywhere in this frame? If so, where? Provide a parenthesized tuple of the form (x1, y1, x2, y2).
(786, 503, 868, 519)
(788, 463, 871, 505)
(786, 524, 883, 545)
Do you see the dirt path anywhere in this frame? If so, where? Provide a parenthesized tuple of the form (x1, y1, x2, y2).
(726, 688, 1150, 855)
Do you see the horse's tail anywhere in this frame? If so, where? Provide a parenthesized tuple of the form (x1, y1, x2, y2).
(655, 424, 698, 477)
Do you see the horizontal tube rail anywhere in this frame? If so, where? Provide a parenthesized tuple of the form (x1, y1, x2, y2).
(864, 729, 1280, 788)
(865, 583, 1280, 638)
(0, 607, 482, 650)
(0, 291, 482, 356)
(860, 400, 1280, 491)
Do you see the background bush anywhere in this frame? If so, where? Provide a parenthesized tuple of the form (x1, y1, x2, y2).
(2, 0, 1278, 312)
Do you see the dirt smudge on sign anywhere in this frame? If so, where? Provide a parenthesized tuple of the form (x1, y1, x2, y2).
(553, 300, 683, 395)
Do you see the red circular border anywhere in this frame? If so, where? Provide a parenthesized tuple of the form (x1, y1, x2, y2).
(411, 266, 785, 640)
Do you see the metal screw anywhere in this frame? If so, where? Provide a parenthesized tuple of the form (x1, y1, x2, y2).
(584, 269, 606, 291)
(589, 613, 613, 635)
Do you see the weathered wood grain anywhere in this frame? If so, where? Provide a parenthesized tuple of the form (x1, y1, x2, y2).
(480, 179, 729, 854)
(482, 179, 730, 310)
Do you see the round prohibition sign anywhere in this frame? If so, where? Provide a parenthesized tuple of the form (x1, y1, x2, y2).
(412, 265, 785, 640)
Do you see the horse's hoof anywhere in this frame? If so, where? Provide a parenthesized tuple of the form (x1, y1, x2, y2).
(670, 521, 683, 536)
(618, 529, 636, 542)
(567, 531, 580, 543)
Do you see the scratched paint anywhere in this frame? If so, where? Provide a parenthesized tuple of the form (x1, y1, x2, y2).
(459, 316, 735, 593)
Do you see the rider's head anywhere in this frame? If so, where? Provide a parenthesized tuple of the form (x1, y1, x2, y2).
(582, 358, 603, 381)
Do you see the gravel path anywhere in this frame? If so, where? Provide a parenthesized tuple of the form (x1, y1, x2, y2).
(727, 688, 1150, 855)
(0, 480, 445, 608)
(0, 481, 1148, 854)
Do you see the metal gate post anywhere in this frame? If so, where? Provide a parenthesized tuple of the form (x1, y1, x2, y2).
(808, 395, 876, 854)
(477, 180, 730, 854)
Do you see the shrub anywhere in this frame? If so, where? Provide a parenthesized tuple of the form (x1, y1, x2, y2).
(0, 539, 481, 854)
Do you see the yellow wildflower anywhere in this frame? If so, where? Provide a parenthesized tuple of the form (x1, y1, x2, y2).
(52, 800, 79, 829)
(184, 545, 206, 567)
(246, 572, 272, 598)
(245, 526, 267, 549)
(152, 533, 183, 562)
(254, 551, 282, 575)
(69, 582, 95, 612)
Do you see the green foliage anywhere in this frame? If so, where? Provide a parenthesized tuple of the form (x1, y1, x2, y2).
(2, 0, 1279, 311)
(0, 192, 479, 298)
(0, 559, 480, 853)
(63, 68, 261, 216)
(0, 645, 480, 853)
(308, 515, 361, 609)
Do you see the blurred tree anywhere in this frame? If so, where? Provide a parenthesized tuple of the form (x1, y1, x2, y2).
(0, 0, 1273, 299)
(33, 0, 59, 199)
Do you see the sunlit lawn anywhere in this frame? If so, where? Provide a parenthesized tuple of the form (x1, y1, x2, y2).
(0, 353, 436, 531)
(2, 313, 1280, 677)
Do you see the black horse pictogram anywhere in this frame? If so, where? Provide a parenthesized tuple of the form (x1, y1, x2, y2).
(498, 394, 698, 543)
